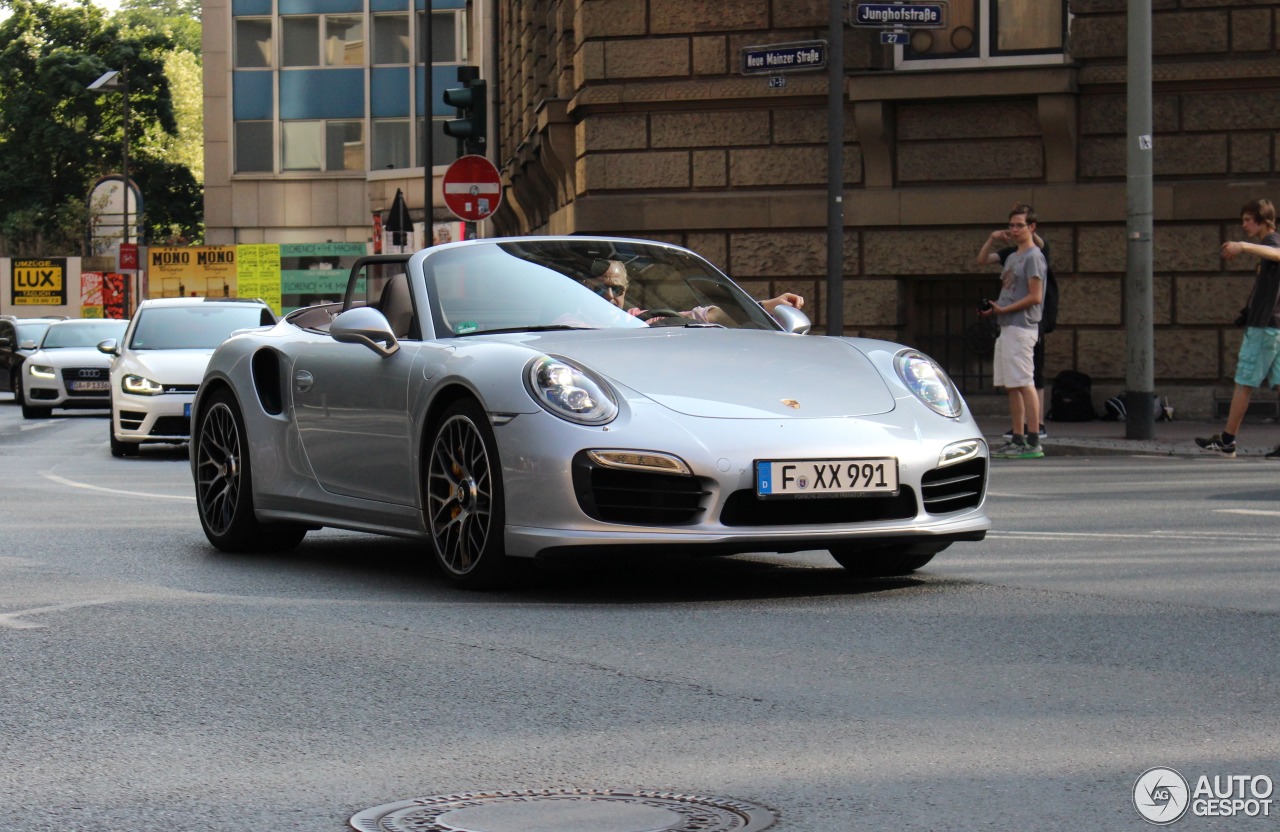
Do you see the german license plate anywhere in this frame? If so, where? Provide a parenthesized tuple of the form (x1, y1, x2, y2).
(69, 380, 109, 391)
(755, 458, 899, 499)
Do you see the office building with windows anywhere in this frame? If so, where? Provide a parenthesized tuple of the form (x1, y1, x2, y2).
(203, 0, 489, 246)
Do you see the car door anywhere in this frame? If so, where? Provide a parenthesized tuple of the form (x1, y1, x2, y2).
(292, 337, 421, 506)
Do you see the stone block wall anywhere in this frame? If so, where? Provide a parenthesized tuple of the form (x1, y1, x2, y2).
(493, 0, 1280, 415)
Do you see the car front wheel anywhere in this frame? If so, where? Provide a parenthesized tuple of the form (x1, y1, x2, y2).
(193, 388, 306, 553)
(828, 542, 949, 577)
(109, 404, 139, 457)
(424, 399, 518, 589)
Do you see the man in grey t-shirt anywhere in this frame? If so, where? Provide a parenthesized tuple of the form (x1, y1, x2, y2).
(976, 203, 1046, 459)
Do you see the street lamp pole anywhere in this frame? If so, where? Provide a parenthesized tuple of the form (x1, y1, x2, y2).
(88, 67, 132, 311)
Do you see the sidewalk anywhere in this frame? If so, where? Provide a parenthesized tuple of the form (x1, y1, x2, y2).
(977, 414, 1280, 457)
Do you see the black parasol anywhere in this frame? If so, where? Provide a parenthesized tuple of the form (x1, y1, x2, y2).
(384, 188, 412, 248)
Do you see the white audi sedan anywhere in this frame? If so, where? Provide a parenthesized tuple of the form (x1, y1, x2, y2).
(100, 297, 276, 457)
(20, 318, 129, 418)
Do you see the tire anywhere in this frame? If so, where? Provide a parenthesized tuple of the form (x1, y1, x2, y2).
(9, 369, 21, 403)
(21, 402, 51, 419)
(828, 542, 950, 577)
(193, 387, 306, 553)
(424, 399, 518, 589)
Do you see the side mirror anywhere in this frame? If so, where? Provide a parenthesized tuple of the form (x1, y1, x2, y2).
(330, 306, 400, 357)
(771, 304, 812, 335)
(97, 339, 119, 356)
(18, 340, 37, 351)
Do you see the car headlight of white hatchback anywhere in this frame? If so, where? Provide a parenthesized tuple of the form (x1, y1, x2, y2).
(28, 364, 56, 379)
(894, 350, 963, 419)
(525, 355, 618, 425)
(122, 374, 164, 395)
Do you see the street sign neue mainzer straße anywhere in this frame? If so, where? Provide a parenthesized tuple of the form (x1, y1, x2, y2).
(741, 40, 827, 75)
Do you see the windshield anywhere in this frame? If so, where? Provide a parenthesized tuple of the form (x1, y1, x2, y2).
(128, 305, 272, 350)
(41, 321, 128, 349)
(16, 322, 51, 345)
(423, 240, 781, 337)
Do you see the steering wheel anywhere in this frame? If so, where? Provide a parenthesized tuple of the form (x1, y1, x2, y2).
(638, 308, 685, 322)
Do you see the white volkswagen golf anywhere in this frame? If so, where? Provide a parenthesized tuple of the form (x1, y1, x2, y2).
(100, 297, 276, 457)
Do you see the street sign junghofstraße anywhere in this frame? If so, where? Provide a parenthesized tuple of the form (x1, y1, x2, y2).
(741, 40, 827, 75)
(851, 2, 948, 28)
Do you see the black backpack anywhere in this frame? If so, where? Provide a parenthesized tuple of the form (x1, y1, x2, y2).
(1040, 265, 1059, 334)
(1048, 370, 1095, 422)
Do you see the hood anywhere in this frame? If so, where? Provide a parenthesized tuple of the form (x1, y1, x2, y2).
(125, 349, 215, 383)
(30, 347, 114, 368)
(525, 328, 896, 418)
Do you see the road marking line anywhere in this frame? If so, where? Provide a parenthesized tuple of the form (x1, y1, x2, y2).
(990, 529, 1276, 542)
(41, 472, 195, 501)
(1215, 508, 1280, 517)
(0, 599, 116, 630)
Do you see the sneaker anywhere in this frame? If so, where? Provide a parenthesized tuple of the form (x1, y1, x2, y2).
(1003, 425, 1049, 440)
(1265, 445, 1280, 460)
(1195, 434, 1237, 458)
(1013, 444, 1045, 459)
(991, 440, 1028, 459)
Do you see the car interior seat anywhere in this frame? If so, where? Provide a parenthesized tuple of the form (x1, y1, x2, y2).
(378, 273, 415, 339)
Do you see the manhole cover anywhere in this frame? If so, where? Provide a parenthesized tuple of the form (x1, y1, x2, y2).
(351, 788, 777, 832)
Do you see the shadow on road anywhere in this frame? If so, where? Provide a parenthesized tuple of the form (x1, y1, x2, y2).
(222, 533, 927, 605)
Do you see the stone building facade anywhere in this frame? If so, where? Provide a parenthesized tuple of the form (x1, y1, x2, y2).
(490, 0, 1280, 417)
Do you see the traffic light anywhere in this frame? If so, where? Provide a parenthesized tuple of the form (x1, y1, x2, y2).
(442, 65, 487, 158)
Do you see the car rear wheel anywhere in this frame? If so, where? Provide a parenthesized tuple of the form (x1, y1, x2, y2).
(828, 542, 949, 577)
(424, 399, 519, 589)
(193, 388, 306, 553)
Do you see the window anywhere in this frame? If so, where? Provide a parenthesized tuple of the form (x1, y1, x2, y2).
(899, 0, 1066, 69)
(325, 16, 364, 66)
(235, 18, 273, 68)
(417, 10, 463, 63)
(282, 120, 364, 171)
(235, 121, 274, 172)
(282, 15, 364, 67)
(373, 14, 410, 65)
(373, 120, 411, 170)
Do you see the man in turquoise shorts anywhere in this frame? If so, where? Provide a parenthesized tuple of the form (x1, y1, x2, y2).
(1196, 198, 1280, 458)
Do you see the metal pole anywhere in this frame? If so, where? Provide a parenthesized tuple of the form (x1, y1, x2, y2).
(122, 67, 132, 313)
(1125, 0, 1154, 439)
(422, 5, 433, 246)
(826, 0, 844, 336)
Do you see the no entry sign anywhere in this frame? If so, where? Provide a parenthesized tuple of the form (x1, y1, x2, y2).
(442, 155, 503, 222)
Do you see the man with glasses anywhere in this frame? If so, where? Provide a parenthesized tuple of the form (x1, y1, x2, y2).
(976, 204, 1046, 459)
(588, 259, 804, 325)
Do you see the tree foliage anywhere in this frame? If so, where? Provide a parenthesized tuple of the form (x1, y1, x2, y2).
(0, 0, 203, 255)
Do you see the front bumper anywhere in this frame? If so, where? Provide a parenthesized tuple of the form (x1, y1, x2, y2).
(114, 393, 196, 444)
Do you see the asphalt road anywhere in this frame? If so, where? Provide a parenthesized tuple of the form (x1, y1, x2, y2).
(1, 396, 1277, 831)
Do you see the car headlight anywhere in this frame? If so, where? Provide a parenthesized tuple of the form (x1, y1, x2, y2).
(122, 374, 164, 395)
(525, 355, 618, 425)
(894, 350, 963, 418)
(28, 364, 55, 379)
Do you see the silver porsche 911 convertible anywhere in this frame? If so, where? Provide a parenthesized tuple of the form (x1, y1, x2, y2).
(190, 237, 989, 587)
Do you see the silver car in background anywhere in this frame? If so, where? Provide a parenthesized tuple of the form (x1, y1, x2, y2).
(191, 237, 990, 588)
(100, 297, 276, 457)
(20, 318, 129, 419)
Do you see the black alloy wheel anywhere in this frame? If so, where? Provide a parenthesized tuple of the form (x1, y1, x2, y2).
(424, 399, 516, 588)
(193, 388, 306, 553)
